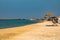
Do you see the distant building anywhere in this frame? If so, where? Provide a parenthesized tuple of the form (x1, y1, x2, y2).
(30, 18, 42, 23)
(30, 18, 36, 20)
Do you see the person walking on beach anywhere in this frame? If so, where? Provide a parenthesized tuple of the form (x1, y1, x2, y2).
(51, 17, 58, 26)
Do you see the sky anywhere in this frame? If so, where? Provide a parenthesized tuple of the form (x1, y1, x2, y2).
(0, 0, 60, 19)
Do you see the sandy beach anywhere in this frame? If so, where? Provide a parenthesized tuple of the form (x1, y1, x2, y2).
(0, 21, 60, 40)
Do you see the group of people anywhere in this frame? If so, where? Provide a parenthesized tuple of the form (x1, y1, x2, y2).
(51, 16, 60, 26)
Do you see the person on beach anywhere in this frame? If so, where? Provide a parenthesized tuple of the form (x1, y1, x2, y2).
(58, 18, 60, 24)
(51, 17, 58, 26)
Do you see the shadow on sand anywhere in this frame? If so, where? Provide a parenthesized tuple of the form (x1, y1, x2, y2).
(46, 25, 58, 27)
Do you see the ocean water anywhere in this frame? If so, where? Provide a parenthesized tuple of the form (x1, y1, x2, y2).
(0, 19, 37, 29)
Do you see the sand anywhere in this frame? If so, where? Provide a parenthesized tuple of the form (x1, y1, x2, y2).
(0, 21, 60, 40)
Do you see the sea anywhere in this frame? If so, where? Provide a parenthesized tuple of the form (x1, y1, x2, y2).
(0, 19, 37, 29)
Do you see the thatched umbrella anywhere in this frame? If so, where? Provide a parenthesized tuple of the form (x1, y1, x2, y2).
(44, 12, 53, 20)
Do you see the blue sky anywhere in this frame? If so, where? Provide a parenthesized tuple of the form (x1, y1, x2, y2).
(0, 0, 60, 19)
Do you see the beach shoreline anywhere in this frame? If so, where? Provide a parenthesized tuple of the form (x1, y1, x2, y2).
(0, 21, 60, 40)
